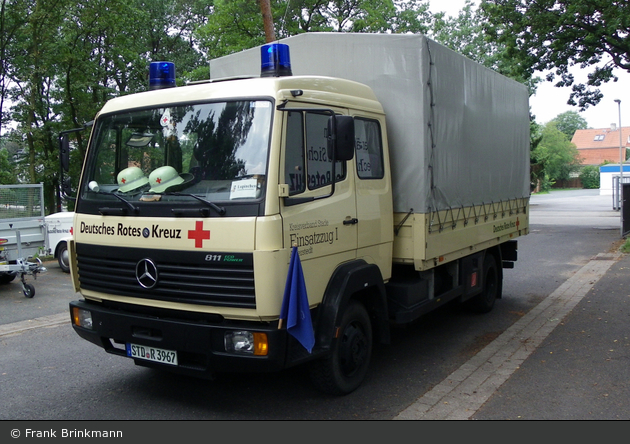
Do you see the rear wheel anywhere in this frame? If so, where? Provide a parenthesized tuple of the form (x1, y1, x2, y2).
(309, 300, 372, 395)
(465, 254, 499, 313)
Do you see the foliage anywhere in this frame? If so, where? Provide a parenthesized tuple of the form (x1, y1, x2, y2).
(431, 1, 494, 64)
(479, 0, 630, 110)
(579, 165, 600, 189)
(531, 121, 582, 191)
(551, 111, 588, 140)
(2, 0, 578, 213)
(430, 1, 523, 81)
(0, 0, 211, 213)
(0, 148, 16, 183)
(196, 0, 432, 60)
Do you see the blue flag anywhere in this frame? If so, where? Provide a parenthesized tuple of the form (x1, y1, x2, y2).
(279, 246, 315, 353)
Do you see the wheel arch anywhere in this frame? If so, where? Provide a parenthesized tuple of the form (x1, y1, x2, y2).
(314, 259, 390, 351)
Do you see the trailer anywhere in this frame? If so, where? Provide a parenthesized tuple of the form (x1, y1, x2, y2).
(0, 184, 48, 297)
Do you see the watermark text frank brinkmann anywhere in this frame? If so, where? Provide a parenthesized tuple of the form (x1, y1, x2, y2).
(10, 428, 122, 439)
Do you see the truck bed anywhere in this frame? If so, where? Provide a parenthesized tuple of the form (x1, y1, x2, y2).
(393, 197, 529, 271)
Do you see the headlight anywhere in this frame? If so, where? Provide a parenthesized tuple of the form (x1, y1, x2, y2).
(224, 331, 268, 356)
(72, 307, 93, 330)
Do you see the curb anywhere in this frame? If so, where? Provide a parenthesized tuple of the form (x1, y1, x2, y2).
(0, 312, 69, 338)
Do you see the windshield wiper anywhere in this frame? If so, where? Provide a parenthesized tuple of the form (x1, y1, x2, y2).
(94, 191, 138, 214)
(88, 182, 138, 214)
(168, 192, 226, 216)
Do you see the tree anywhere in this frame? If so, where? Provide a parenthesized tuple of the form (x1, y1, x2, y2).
(531, 121, 583, 191)
(579, 165, 600, 189)
(196, 1, 433, 60)
(429, 0, 542, 96)
(431, 1, 502, 70)
(0, 148, 16, 184)
(196, 0, 266, 60)
(551, 111, 588, 140)
(1, 0, 211, 213)
(480, 0, 630, 110)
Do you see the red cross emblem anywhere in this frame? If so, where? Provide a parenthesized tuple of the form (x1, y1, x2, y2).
(188, 221, 210, 248)
(121, 178, 127, 184)
(155, 177, 162, 184)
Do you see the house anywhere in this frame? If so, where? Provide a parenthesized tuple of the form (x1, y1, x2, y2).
(571, 124, 630, 165)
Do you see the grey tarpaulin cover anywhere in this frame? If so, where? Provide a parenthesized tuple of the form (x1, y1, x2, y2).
(210, 33, 531, 214)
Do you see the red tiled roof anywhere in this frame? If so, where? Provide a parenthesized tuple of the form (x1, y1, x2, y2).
(572, 126, 630, 165)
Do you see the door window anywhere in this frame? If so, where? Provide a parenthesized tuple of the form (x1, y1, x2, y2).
(355, 118, 384, 180)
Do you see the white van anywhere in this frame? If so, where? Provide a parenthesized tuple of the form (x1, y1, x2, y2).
(44, 211, 74, 273)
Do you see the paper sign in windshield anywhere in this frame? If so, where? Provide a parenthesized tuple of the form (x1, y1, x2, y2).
(230, 178, 258, 199)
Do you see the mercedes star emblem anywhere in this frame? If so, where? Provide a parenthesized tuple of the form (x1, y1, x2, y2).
(136, 258, 158, 289)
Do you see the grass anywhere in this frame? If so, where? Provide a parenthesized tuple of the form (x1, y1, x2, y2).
(621, 238, 630, 254)
(532, 187, 587, 195)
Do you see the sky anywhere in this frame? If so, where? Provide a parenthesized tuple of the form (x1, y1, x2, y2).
(429, 0, 630, 129)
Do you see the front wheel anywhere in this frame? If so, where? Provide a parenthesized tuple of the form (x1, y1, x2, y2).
(309, 300, 372, 395)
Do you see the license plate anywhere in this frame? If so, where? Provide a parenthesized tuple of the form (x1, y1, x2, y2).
(126, 343, 178, 366)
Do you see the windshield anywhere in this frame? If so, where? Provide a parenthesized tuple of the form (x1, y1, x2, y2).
(78, 99, 272, 215)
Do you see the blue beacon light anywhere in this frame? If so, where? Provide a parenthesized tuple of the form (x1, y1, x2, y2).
(260, 43, 292, 77)
(149, 61, 176, 90)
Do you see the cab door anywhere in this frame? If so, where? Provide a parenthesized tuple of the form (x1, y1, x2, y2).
(281, 108, 358, 304)
(353, 115, 393, 276)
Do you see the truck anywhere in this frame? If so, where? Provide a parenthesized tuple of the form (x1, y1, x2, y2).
(0, 183, 47, 297)
(63, 33, 530, 395)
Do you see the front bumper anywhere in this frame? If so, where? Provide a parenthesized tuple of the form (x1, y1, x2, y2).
(69, 299, 291, 377)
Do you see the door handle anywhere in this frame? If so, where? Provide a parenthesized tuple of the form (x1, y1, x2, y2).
(343, 218, 359, 225)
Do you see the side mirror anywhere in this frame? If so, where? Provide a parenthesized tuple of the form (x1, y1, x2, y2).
(60, 134, 70, 172)
(62, 176, 73, 197)
(327, 115, 355, 162)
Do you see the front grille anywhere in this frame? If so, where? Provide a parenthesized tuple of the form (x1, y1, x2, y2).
(76, 244, 256, 309)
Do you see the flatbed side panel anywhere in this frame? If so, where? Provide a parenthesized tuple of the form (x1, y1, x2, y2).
(393, 197, 529, 271)
(0, 184, 46, 261)
(0, 219, 46, 261)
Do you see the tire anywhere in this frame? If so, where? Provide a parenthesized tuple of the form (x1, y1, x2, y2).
(0, 273, 16, 284)
(309, 300, 372, 395)
(465, 254, 499, 314)
(23, 283, 35, 298)
(57, 242, 70, 273)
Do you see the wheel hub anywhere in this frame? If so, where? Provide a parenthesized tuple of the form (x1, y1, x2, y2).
(339, 322, 366, 376)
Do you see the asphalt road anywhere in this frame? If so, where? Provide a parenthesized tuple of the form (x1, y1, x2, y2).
(0, 189, 625, 421)
(0, 258, 78, 326)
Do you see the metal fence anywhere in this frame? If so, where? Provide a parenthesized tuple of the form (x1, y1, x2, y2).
(0, 184, 45, 220)
(612, 175, 630, 210)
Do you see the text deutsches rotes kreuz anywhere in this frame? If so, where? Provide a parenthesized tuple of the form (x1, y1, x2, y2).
(80, 221, 182, 239)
